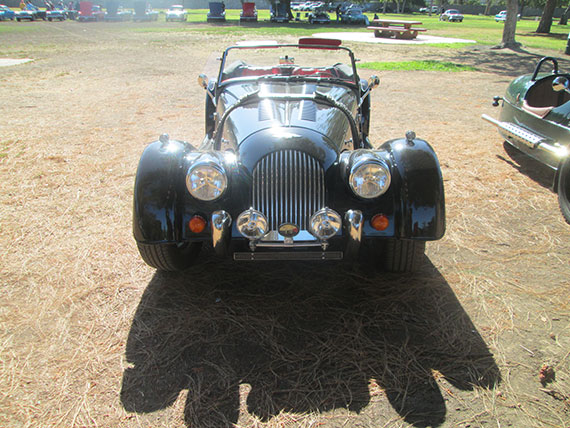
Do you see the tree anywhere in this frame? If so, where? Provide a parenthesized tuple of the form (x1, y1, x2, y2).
(559, 4, 570, 25)
(495, 0, 521, 48)
(536, 0, 556, 33)
(484, 0, 493, 16)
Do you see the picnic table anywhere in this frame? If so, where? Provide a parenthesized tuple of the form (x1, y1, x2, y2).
(367, 19, 426, 40)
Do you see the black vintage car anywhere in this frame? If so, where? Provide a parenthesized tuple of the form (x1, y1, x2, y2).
(133, 38, 446, 272)
(483, 57, 570, 224)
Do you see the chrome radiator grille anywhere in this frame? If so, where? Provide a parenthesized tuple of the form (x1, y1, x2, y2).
(252, 150, 325, 230)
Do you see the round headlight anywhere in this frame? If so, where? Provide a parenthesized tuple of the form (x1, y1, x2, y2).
(237, 209, 268, 240)
(310, 208, 342, 240)
(186, 162, 227, 201)
(349, 161, 390, 199)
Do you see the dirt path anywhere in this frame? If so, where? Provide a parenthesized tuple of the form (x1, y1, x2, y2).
(0, 21, 568, 428)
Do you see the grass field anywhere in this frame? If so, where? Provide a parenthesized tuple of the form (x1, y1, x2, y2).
(2, 9, 570, 52)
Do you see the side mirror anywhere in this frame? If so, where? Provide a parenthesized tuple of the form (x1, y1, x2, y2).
(367, 75, 380, 90)
(552, 76, 569, 92)
(198, 74, 209, 90)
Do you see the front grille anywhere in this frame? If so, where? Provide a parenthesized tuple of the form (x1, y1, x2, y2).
(252, 150, 325, 230)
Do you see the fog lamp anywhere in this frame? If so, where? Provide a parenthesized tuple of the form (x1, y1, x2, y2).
(189, 215, 207, 233)
(371, 214, 389, 231)
(310, 208, 341, 239)
(237, 209, 268, 240)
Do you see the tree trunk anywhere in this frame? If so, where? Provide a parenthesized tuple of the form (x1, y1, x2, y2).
(495, 0, 520, 49)
(559, 5, 570, 25)
(484, 0, 493, 16)
(536, 0, 556, 33)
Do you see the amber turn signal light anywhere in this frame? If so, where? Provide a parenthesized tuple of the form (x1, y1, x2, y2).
(189, 216, 207, 233)
(371, 214, 389, 231)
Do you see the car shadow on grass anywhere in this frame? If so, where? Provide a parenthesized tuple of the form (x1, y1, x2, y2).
(498, 141, 556, 190)
(120, 257, 500, 427)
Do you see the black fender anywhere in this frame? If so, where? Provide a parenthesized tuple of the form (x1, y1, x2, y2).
(133, 138, 193, 244)
(381, 137, 446, 240)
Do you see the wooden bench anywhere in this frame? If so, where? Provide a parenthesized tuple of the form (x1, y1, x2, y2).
(367, 26, 427, 40)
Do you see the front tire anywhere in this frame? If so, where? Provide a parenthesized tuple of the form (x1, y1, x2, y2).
(557, 159, 570, 224)
(137, 242, 201, 271)
(382, 240, 426, 272)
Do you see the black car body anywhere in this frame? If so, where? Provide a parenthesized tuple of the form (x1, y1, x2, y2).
(483, 57, 570, 223)
(133, 38, 445, 271)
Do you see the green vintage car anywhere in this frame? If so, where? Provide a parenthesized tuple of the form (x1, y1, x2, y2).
(483, 57, 570, 224)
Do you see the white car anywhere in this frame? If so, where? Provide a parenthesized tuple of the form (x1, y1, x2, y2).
(166, 5, 187, 22)
(440, 9, 463, 22)
(495, 10, 520, 22)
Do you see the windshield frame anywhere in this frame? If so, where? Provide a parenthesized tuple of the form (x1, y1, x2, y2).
(216, 41, 360, 89)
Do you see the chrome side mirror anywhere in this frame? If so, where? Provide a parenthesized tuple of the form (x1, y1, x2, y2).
(198, 74, 209, 90)
(552, 76, 569, 92)
(367, 75, 380, 90)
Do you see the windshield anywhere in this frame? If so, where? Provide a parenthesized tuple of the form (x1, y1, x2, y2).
(220, 42, 357, 86)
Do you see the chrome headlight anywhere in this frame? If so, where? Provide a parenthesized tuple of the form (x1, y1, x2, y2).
(186, 157, 227, 201)
(349, 156, 391, 199)
(237, 209, 268, 240)
(310, 208, 342, 240)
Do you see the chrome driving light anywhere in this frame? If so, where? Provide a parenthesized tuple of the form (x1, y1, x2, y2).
(237, 209, 268, 240)
(310, 208, 342, 240)
(349, 158, 391, 199)
(186, 158, 227, 201)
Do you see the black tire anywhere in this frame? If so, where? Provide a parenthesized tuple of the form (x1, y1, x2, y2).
(382, 240, 426, 273)
(137, 242, 201, 271)
(557, 158, 570, 224)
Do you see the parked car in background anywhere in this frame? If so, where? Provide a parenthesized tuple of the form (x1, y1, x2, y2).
(47, 7, 66, 20)
(440, 9, 463, 22)
(419, 5, 438, 13)
(133, 1, 158, 21)
(133, 38, 445, 272)
(239, 2, 257, 22)
(0, 4, 15, 20)
(16, 3, 45, 21)
(495, 10, 520, 22)
(78, 2, 105, 21)
(207, 1, 226, 22)
(483, 57, 570, 224)
(340, 7, 369, 25)
(165, 4, 186, 21)
(308, 8, 330, 23)
(104, 3, 132, 21)
(270, 2, 288, 22)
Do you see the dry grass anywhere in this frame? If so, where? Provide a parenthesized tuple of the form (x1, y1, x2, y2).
(0, 21, 569, 427)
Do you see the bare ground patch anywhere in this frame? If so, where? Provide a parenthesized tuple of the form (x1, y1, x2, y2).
(0, 21, 568, 427)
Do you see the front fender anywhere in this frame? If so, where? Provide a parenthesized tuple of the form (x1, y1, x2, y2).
(133, 138, 193, 243)
(381, 137, 445, 240)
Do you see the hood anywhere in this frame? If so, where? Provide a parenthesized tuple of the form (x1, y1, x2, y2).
(218, 81, 358, 153)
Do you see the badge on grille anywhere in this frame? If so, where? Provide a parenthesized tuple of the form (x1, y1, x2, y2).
(278, 223, 300, 238)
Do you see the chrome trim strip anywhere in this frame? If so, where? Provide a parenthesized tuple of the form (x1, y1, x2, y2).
(211, 210, 232, 256)
(344, 210, 363, 260)
(482, 114, 568, 159)
(233, 251, 343, 261)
